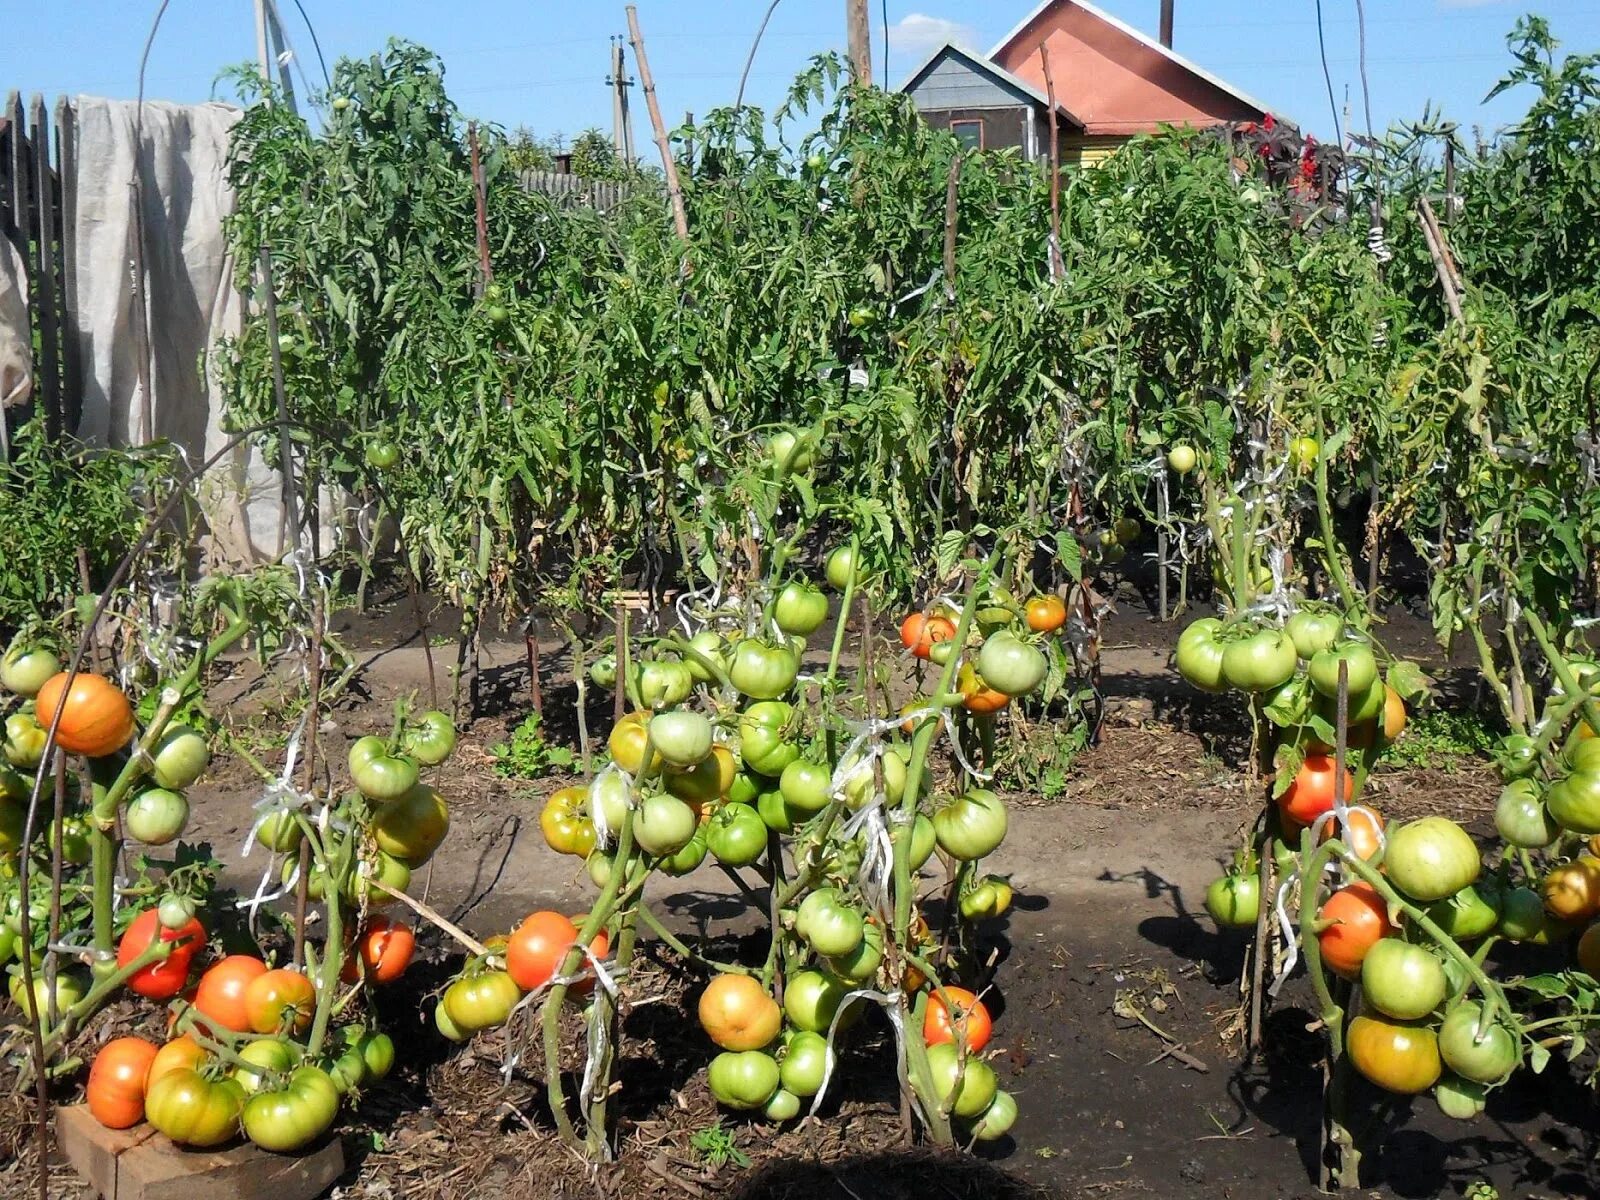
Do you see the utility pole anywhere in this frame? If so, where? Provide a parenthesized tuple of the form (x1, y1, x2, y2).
(607, 36, 635, 165)
(1159, 0, 1175, 49)
(846, 0, 872, 86)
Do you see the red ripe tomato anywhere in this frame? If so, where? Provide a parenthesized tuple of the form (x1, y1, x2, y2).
(566, 914, 610, 997)
(244, 968, 315, 1035)
(922, 986, 993, 1052)
(1317, 883, 1395, 979)
(341, 917, 416, 985)
(506, 911, 579, 991)
(900, 613, 956, 660)
(1278, 754, 1354, 825)
(193, 955, 268, 1033)
(117, 908, 206, 1000)
(87, 1036, 159, 1129)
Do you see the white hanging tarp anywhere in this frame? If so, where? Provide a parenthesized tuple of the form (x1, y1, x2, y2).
(0, 234, 29, 412)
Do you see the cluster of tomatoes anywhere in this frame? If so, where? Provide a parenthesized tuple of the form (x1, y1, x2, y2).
(86, 918, 407, 1150)
(432, 909, 608, 1039)
(896, 586, 1056, 717)
(1, 644, 212, 1015)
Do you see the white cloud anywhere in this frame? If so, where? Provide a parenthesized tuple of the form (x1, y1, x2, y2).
(888, 13, 982, 59)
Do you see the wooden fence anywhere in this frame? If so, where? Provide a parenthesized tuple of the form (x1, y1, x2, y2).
(519, 168, 630, 210)
(0, 91, 79, 457)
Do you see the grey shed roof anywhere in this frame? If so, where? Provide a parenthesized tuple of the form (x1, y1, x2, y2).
(896, 42, 1084, 128)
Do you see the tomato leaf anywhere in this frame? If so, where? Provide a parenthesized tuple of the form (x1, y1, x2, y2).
(1385, 660, 1432, 705)
(1528, 1042, 1551, 1075)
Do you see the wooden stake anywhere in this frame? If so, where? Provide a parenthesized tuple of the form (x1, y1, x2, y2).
(468, 123, 493, 294)
(1038, 47, 1065, 280)
(942, 155, 963, 302)
(626, 7, 690, 247)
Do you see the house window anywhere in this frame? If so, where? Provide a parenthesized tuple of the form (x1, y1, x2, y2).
(949, 119, 984, 151)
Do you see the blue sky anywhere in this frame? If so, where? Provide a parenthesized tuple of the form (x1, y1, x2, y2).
(4, 1, 1597, 145)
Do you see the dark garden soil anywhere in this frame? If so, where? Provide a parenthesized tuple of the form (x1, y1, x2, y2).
(5, 594, 1596, 1200)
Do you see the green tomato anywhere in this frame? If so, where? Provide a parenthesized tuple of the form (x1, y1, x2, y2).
(633, 794, 699, 857)
(649, 711, 713, 768)
(825, 545, 860, 591)
(683, 632, 727, 683)
(232, 1037, 299, 1093)
(846, 307, 874, 330)
(1437, 1002, 1519, 1084)
(774, 582, 829, 636)
(589, 654, 618, 689)
(924, 1042, 998, 1118)
(1308, 642, 1379, 701)
(1568, 738, 1600, 773)
(726, 770, 762, 806)
(1166, 444, 1197, 475)
(976, 632, 1047, 697)
(348, 1028, 395, 1080)
(1434, 1074, 1488, 1120)
(795, 889, 864, 958)
(728, 639, 800, 701)
(435, 998, 467, 1042)
(1361, 939, 1447, 1021)
(1290, 435, 1320, 470)
(443, 969, 522, 1034)
(1545, 770, 1600, 835)
(783, 969, 848, 1033)
(738, 702, 798, 776)
(841, 747, 907, 811)
(364, 441, 399, 470)
(768, 430, 816, 476)
(666, 754, 723, 803)
(779, 1030, 829, 1096)
(0, 796, 21, 854)
(1204, 872, 1260, 928)
(763, 1087, 801, 1121)
(370, 783, 450, 865)
(1495, 779, 1558, 848)
(325, 1040, 368, 1094)
(828, 919, 883, 984)
(1424, 884, 1501, 942)
(0, 645, 60, 697)
(147, 725, 210, 789)
(969, 1089, 1018, 1141)
(659, 824, 709, 876)
(1384, 817, 1481, 902)
(4, 713, 47, 769)
(636, 660, 694, 708)
(125, 787, 189, 846)
(255, 810, 304, 854)
(1496, 886, 1547, 941)
(779, 760, 833, 814)
(50, 816, 91, 865)
(403, 711, 457, 766)
(1175, 618, 1226, 693)
(240, 1065, 341, 1152)
(1221, 629, 1299, 694)
(9, 968, 86, 1021)
(588, 770, 633, 838)
(347, 736, 419, 801)
(0, 764, 24, 802)
(145, 1069, 244, 1147)
(707, 1050, 780, 1110)
(934, 789, 1008, 861)
(707, 801, 768, 866)
(585, 849, 619, 889)
(157, 892, 197, 929)
(757, 786, 798, 832)
(1285, 610, 1344, 660)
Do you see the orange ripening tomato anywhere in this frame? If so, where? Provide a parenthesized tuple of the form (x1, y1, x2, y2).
(1382, 686, 1407, 743)
(957, 662, 1009, 714)
(1024, 595, 1067, 634)
(117, 907, 206, 1000)
(697, 973, 781, 1051)
(565, 914, 611, 997)
(1321, 805, 1385, 862)
(244, 967, 315, 1035)
(192, 955, 268, 1033)
(1543, 859, 1600, 922)
(1278, 753, 1354, 826)
(146, 1035, 207, 1086)
(87, 1036, 159, 1129)
(33, 672, 136, 758)
(343, 917, 417, 985)
(506, 911, 580, 991)
(922, 986, 993, 1052)
(1317, 883, 1395, 979)
(900, 613, 957, 660)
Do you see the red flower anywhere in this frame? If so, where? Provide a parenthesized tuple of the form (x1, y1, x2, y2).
(1263, 113, 1276, 131)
